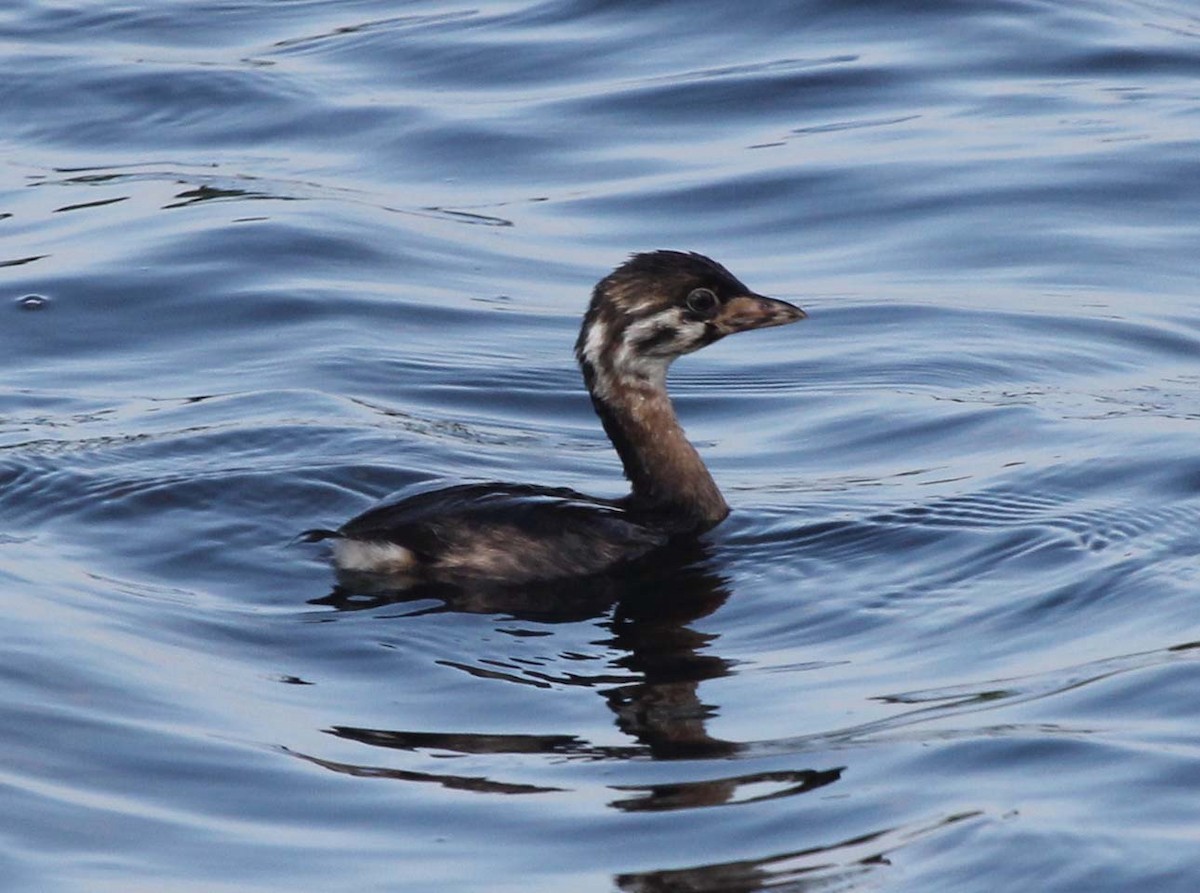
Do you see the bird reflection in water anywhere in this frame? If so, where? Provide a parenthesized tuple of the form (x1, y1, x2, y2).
(297, 543, 857, 890)
(304, 539, 840, 795)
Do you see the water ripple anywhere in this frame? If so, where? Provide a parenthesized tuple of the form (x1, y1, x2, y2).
(4, 0, 1200, 890)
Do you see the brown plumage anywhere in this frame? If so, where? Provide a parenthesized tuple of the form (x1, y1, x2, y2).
(307, 251, 805, 583)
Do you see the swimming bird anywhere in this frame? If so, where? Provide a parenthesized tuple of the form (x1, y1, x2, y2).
(307, 251, 805, 583)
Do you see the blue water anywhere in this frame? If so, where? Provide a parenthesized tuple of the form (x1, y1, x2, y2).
(3, 1, 1200, 890)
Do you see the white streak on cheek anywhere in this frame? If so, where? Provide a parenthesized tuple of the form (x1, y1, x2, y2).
(583, 317, 622, 401)
(621, 315, 662, 347)
(582, 318, 608, 370)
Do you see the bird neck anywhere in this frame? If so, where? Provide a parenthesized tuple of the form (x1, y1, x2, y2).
(583, 366, 730, 530)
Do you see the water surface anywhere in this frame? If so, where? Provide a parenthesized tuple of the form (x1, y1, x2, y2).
(3, 1, 1200, 890)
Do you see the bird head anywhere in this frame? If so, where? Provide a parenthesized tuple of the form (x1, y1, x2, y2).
(575, 251, 805, 398)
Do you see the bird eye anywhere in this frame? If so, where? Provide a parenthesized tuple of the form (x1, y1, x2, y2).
(685, 288, 718, 315)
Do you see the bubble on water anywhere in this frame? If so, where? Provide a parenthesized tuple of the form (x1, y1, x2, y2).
(16, 294, 49, 311)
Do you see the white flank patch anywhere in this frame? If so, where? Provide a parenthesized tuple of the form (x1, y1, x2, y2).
(332, 539, 419, 574)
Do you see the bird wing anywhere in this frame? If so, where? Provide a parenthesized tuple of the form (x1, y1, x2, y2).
(336, 482, 667, 578)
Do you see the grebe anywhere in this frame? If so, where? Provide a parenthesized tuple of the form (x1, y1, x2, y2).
(308, 251, 805, 582)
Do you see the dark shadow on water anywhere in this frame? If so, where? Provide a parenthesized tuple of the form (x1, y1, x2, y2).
(283, 747, 567, 795)
(609, 767, 842, 813)
(614, 810, 982, 893)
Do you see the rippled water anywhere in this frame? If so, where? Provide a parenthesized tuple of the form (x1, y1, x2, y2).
(3, 1, 1200, 890)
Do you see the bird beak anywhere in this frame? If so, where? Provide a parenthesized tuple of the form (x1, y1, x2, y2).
(714, 294, 806, 335)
